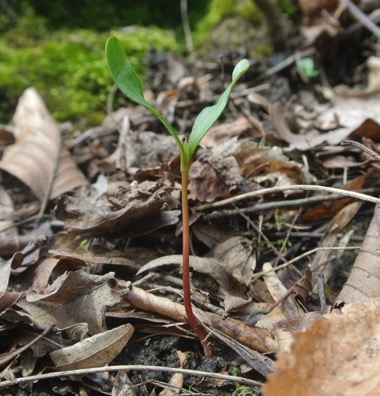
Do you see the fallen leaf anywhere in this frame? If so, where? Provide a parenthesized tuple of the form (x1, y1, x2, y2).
(263, 299, 380, 396)
(213, 137, 314, 187)
(0, 187, 17, 237)
(55, 186, 180, 237)
(16, 270, 121, 335)
(210, 236, 256, 286)
(188, 154, 243, 202)
(0, 291, 23, 313)
(338, 200, 380, 303)
(0, 88, 88, 201)
(0, 252, 24, 293)
(262, 262, 304, 318)
(50, 323, 134, 370)
(201, 116, 257, 147)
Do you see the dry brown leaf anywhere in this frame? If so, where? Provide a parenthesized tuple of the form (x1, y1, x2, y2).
(263, 299, 380, 396)
(0, 291, 23, 313)
(55, 186, 180, 237)
(201, 116, 256, 147)
(210, 236, 256, 286)
(98, 127, 178, 174)
(188, 154, 243, 203)
(16, 270, 121, 335)
(50, 323, 134, 370)
(338, 201, 380, 303)
(31, 256, 85, 292)
(299, 0, 338, 17)
(0, 125, 15, 146)
(213, 137, 314, 187)
(0, 88, 87, 201)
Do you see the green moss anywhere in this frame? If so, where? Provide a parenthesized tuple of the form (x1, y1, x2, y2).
(194, 0, 261, 48)
(0, 19, 179, 126)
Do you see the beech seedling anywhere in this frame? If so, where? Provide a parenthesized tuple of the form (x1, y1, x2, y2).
(106, 36, 249, 357)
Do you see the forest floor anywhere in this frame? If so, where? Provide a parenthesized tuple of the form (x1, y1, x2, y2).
(1, 2, 380, 396)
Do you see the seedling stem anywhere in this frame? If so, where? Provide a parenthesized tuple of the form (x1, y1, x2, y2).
(106, 37, 249, 357)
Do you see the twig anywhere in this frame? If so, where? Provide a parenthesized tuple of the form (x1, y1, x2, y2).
(341, 139, 380, 161)
(0, 325, 53, 367)
(196, 185, 380, 212)
(0, 365, 261, 389)
(340, 0, 380, 39)
(202, 192, 350, 220)
(317, 273, 328, 314)
(269, 231, 364, 243)
(252, 246, 360, 279)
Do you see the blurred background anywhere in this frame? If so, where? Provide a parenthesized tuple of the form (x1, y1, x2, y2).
(0, 0, 298, 126)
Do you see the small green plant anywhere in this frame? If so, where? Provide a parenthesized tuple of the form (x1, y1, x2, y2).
(106, 36, 249, 357)
(231, 367, 258, 396)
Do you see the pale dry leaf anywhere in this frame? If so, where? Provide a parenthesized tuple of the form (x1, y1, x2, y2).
(112, 371, 136, 396)
(0, 88, 87, 200)
(16, 270, 121, 335)
(263, 299, 380, 396)
(201, 116, 254, 148)
(158, 351, 186, 396)
(210, 236, 256, 286)
(50, 323, 134, 370)
(338, 202, 380, 303)
(262, 262, 304, 318)
(0, 187, 17, 237)
(0, 252, 24, 293)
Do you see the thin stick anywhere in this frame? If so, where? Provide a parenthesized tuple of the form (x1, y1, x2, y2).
(252, 246, 360, 279)
(196, 185, 380, 212)
(341, 139, 380, 161)
(340, 0, 380, 39)
(0, 365, 261, 389)
(0, 325, 53, 367)
(202, 192, 352, 220)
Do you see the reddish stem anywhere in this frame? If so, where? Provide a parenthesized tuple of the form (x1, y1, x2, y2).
(181, 169, 213, 358)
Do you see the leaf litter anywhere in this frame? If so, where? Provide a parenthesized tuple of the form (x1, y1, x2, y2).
(1, 3, 380, 394)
